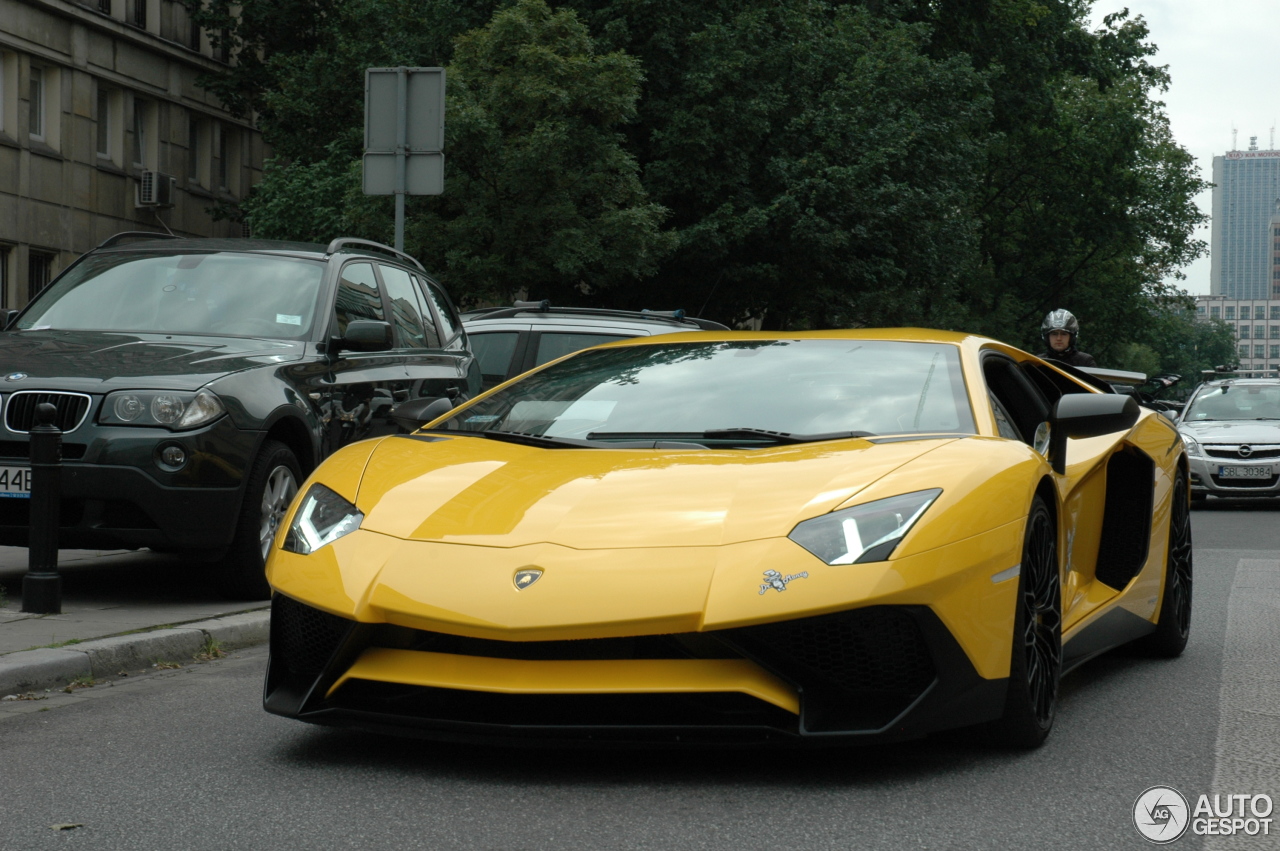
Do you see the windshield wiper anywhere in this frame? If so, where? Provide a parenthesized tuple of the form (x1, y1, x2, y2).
(587, 428, 874, 445)
(462, 430, 709, 450)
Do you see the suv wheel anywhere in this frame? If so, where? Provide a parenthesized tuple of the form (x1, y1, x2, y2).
(219, 440, 300, 600)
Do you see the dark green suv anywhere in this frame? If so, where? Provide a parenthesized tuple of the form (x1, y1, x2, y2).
(0, 234, 479, 597)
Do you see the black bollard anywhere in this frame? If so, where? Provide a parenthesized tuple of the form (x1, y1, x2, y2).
(22, 402, 62, 614)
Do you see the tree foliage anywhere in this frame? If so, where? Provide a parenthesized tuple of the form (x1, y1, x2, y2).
(195, 0, 1208, 355)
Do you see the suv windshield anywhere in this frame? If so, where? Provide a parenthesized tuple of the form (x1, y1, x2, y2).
(439, 339, 974, 442)
(17, 251, 326, 340)
(1184, 384, 1280, 421)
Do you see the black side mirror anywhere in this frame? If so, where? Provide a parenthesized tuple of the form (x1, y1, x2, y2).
(331, 320, 393, 354)
(389, 396, 454, 431)
(0, 309, 19, 330)
(1048, 393, 1140, 474)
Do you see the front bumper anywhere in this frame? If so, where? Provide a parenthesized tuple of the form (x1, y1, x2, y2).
(0, 417, 259, 550)
(263, 594, 1008, 746)
(1187, 453, 1280, 498)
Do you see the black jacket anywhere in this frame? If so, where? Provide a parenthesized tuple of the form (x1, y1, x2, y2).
(1041, 348, 1097, 368)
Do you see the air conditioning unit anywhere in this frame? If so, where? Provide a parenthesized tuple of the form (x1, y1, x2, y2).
(135, 171, 176, 208)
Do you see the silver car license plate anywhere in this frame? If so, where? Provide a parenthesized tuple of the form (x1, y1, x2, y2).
(1218, 464, 1273, 479)
(0, 466, 32, 498)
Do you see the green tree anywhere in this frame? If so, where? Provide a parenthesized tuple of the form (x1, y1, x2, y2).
(402, 0, 674, 304)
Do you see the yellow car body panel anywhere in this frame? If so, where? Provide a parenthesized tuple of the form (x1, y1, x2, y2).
(264, 328, 1190, 745)
(329, 649, 802, 715)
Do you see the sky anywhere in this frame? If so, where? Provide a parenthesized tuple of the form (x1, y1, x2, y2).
(1087, 1, 1280, 295)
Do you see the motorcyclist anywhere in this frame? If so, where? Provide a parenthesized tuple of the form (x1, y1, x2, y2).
(1040, 309, 1097, 367)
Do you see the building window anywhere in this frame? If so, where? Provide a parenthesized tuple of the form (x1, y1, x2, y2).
(1259, 306, 1269, 319)
(1273, 306, 1280, 320)
(28, 66, 44, 142)
(0, 245, 10, 310)
(98, 0, 111, 13)
(1272, 345, 1280, 360)
(189, 16, 201, 51)
(1226, 306, 1236, 319)
(1256, 344, 1266, 359)
(214, 124, 239, 195)
(1240, 343, 1250, 358)
(96, 85, 111, 158)
(131, 97, 155, 170)
(1240, 325, 1250, 339)
(1197, 305, 1206, 315)
(129, 0, 146, 28)
(1211, 306, 1221, 319)
(28, 251, 54, 302)
(1257, 325, 1267, 338)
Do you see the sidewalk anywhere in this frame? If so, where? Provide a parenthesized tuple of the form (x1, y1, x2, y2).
(0, 547, 269, 695)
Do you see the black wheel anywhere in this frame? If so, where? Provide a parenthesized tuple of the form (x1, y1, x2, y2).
(1134, 468, 1193, 657)
(218, 440, 300, 600)
(990, 495, 1061, 748)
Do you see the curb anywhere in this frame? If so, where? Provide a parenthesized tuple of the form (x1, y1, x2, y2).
(0, 609, 270, 696)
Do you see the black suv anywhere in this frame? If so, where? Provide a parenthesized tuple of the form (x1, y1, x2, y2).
(0, 233, 479, 597)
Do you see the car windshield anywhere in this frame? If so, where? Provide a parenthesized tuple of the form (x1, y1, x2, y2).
(16, 251, 326, 340)
(1183, 384, 1280, 421)
(438, 339, 974, 443)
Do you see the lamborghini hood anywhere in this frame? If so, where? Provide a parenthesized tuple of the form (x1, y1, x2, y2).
(355, 434, 957, 549)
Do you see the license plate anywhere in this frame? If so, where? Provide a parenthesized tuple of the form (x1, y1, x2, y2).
(0, 466, 32, 498)
(1218, 464, 1273, 479)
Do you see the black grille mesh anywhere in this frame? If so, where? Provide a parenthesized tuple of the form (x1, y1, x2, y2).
(5, 393, 90, 433)
(723, 607, 935, 694)
(272, 594, 353, 679)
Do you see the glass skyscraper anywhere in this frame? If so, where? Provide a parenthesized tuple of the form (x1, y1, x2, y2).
(1211, 143, 1280, 299)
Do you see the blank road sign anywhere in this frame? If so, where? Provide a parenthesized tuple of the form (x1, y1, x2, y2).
(365, 67, 445, 153)
(362, 152, 444, 196)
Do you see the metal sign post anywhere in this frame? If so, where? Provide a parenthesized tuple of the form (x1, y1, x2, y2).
(363, 67, 446, 252)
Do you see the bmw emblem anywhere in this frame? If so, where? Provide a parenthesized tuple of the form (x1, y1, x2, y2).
(514, 568, 543, 590)
(4, 373, 26, 382)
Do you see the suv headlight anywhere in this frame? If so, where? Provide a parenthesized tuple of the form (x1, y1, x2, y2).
(282, 483, 364, 555)
(1180, 433, 1201, 457)
(789, 489, 941, 565)
(99, 389, 225, 430)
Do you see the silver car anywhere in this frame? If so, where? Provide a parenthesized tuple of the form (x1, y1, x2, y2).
(1179, 378, 1280, 501)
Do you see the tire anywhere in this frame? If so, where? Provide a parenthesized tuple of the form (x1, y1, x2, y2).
(990, 495, 1061, 749)
(218, 440, 300, 600)
(1133, 468, 1193, 657)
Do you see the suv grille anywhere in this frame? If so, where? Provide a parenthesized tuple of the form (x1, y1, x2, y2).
(5, 392, 92, 433)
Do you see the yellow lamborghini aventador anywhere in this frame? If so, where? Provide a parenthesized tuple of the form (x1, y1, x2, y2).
(263, 329, 1191, 748)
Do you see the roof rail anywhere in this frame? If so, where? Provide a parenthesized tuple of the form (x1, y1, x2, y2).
(97, 231, 183, 249)
(325, 238, 425, 272)
(462, 302, 730, 330)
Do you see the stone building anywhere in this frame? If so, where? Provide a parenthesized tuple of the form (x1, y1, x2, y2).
(1, 0, 263, 309)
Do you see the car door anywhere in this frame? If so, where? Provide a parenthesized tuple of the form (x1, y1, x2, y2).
(379, 263, 474, 416)
(318, 261, 406, 455)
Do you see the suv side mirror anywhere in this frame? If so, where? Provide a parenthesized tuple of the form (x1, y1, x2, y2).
(0, 309, 18, 330)
(1048, 393, 1140, 474)
(331, 320, 393, 354)
(389, 396, 453, 431)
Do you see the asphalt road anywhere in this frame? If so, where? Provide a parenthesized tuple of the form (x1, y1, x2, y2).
(0, 503, 1276, 850)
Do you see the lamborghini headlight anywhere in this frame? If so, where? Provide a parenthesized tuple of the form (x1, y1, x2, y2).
(282, 483, 364, 555)
(1180, 433, 1201, 458)
(788, 489, 942, 565)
